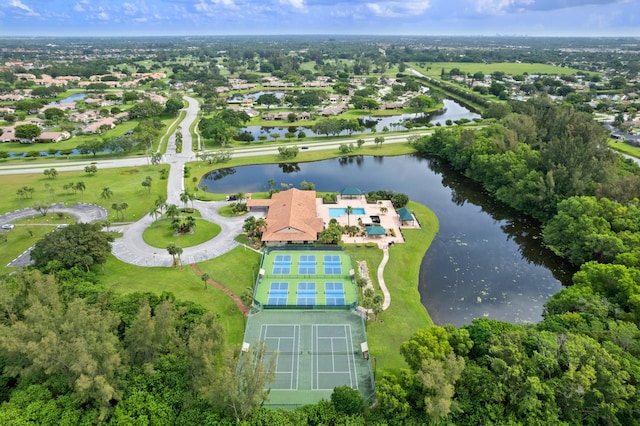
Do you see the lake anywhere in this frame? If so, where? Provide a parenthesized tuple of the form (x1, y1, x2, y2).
(241, 99, 481, 139)
(201, 154, 572, 326)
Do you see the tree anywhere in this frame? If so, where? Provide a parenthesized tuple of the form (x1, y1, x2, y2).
(165, 203, 179, 220)
(374, 136, 384, 148)
(222, 340, 276, 421)
(74, 181, 86, 197)
(15, 124, 41, 141)
(141, 176, 152, 194)
(43, 168, 58, 179)
(100, 187, 113, 200)
(150, 152, 162, 165)
(331, 385, 364, 416)
(256, 93, 280, 108)
(345, 205, 353, 227)
(128, 100, 164, 119)
(79, 140, 106, 157)
(33, 201, 52, 217)
(16, 186, 35, 199)
(184, 216, 196, 233)
(179, 190, 191, 209)
(201, 272, 210, 290)
(84, 164, 98, 175)
(30, 223, 112, 271)
(164, 98, 184, 115)
(0, 271, 123, 407)
(391, 193, 409, 209)
(166, 243, 183, 268)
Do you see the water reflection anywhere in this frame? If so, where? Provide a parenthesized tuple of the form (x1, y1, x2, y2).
(278, 163, 301, 173)
(203, 167, 236, 181)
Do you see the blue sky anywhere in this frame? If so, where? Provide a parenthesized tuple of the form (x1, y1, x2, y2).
(1, 0, 638, 37)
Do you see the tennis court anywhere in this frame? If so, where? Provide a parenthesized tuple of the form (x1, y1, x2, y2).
(254, 249, 357, 308)
(241, 309, 375, 407)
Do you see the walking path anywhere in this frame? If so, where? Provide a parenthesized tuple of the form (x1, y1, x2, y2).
(190, 263, 249, 316)
(356, 248, 391, 315)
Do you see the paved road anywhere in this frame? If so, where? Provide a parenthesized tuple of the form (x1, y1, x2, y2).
(0, 95, 433, 267)
(110, 96, 263, 266)
(1, 203, 108, 268)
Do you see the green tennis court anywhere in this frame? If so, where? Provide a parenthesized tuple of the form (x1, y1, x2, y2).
(255, 249, 357, 308)
(241, 309, 375, 407)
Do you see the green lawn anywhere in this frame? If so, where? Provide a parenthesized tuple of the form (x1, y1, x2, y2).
(0, 164, 169, 222)
(0, 226, 55, 275)
(609, 139, 640, 159)
(345, 201, 439, 374)
(411, 61, 591, 77)
(142, 218, 221, 248)
(102, 250, 251, 347)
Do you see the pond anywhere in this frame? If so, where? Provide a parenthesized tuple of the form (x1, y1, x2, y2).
(48, 93, 86, 104)
(241, 99, 481, 140)
(200, 155, 573, 326)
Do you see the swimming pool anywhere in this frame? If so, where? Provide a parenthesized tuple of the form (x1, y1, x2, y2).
(329, 207, 366, 218)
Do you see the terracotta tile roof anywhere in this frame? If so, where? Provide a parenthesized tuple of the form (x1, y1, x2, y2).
(261, 188, 323, 243)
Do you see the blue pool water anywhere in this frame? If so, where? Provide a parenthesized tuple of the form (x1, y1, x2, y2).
(329, 207, 366, 218)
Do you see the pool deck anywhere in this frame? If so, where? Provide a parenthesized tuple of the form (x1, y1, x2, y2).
(315, 195, 420, 248)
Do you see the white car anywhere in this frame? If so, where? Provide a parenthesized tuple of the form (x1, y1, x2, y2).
(1, 224, 15, 230)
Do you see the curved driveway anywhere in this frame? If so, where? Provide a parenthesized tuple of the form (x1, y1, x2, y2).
(110, 96, 252, 267)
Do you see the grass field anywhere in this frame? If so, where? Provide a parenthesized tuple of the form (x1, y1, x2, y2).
(411, 61, 590, 77)
(609, 139, 640, 159)
(0, 164, 169, 222)
(345, 200, 438, 373)
(0, 226, 55, 275)
(142, 217, 222, 248)
(103, 245, 259, 347)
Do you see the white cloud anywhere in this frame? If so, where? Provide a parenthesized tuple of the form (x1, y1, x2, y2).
(123, 3, 138, 15)
(194, 0, 238, 14)
(280, 0, 306, 10)
(9, 0, 39, 16)
(95, 6, 109, 20)
(366, 1, 431, 17)
(473, 0, 542, 15)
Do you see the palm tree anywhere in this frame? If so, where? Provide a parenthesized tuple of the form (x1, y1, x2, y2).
(119, 202, 129, 220)
(150, 206, 161, 221)
(180, 189, 190, 207)
(155, 195, 166, 212)
(166, 243, 183, 268)
(170, 218, 182, 233)
(201, 272, 210, 290)
(254, 218, 267, 238)
(345, 205, 353, 227)
(74, 181, 86, 198)
(165, 203, 179, 220)
(101, 187, 113, 199)
(185, 216, 196, 233)
(111, 203, 122, 221)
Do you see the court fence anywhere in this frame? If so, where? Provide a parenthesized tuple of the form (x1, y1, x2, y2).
(252, 300, 359, 312)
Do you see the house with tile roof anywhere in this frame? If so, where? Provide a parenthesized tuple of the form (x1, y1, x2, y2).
(247, 188, 324, 246)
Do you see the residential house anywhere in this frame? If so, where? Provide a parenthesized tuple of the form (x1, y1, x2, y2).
(35, 131, 71, 143)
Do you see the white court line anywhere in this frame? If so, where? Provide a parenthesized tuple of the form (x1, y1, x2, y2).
(345, 324, 357, 388)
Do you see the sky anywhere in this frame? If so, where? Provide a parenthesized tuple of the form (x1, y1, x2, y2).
(0, 0, 638, 37)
